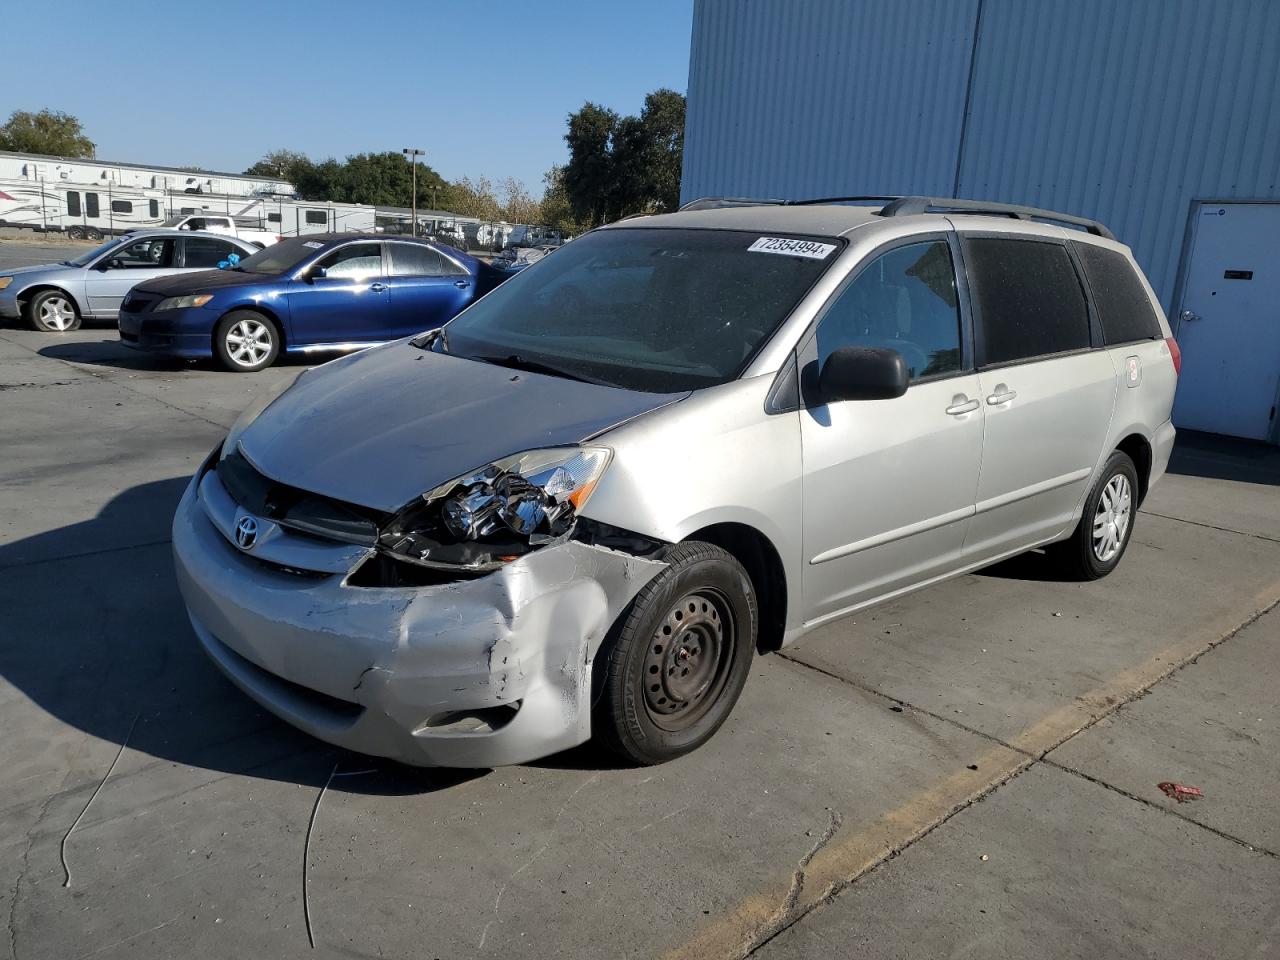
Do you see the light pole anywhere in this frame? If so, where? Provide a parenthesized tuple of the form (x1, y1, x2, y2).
(403, 147, 424, 236)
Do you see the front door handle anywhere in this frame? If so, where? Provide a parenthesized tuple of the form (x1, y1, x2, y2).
(454, 279, 471, 288)
(945, 397, 980, 416)
(986, 386, 1017, 405)
(369, 282, 386, 292)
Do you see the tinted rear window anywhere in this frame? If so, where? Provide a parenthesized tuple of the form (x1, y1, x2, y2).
(966, 237, 1090, 366)
(1074, 242, 1161, 345)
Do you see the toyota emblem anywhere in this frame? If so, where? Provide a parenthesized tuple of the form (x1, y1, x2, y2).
(235, 515, 259, 550)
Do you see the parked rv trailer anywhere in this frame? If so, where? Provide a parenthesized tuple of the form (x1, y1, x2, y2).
(0, 180, 377, 239)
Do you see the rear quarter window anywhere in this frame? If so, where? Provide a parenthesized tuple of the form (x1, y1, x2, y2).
(965, 237, 1090, 366)
(1073, 242, 1162, 345)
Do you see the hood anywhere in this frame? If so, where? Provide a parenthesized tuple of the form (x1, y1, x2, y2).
(134, 268, 277, 296)
(2, 262, 77, 280)
(237, 341, 687, 512)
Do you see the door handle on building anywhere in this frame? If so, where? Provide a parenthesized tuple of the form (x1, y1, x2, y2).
(945, 397, 980, 416)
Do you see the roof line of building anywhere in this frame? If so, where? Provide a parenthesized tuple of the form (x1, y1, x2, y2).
(0, 149, 290, 186)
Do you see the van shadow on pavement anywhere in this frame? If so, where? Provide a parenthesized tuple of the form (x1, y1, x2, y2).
(0, 477, 482, 796)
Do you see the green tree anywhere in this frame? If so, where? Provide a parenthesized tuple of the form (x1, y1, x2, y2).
(245, 149, 446, 207)
(561, 89, 685, 226)
(0, 109, 95, 158)
(540, 165, 589, 237)
(443, 176, 502, 220)
(498, 177, 542, 224)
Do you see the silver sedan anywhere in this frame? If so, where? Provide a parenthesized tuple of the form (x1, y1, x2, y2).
(0, 229, 257, 331)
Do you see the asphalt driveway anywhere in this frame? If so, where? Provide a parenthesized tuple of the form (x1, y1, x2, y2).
(2, 278, 1277, 959)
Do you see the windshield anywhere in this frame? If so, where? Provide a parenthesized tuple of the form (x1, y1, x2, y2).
(441, 227, 840, 392)
(161, 216, 187, 228)
(67, 236, 129, 267)
(233, 237, 325, 275)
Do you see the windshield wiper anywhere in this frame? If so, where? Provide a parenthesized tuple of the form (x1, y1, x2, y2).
(471, 353, 607, 386)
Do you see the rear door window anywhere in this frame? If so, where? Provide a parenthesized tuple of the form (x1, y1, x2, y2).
(965, 237, 1090, 366)
(387, 242, 466, 277)
(183, 236, 243, 268)
(1073, 242, 1161, 345)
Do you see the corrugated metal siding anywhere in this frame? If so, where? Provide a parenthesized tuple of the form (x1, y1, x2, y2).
(957, 0, 1280, 310)
(682, 0, 1280, 311)
(681, 0, 980, 203)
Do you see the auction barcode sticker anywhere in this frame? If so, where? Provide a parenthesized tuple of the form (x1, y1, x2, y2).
(747, 237, 837, 260)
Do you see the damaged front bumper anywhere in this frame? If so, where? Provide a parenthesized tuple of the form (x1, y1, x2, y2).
(172, 468, 666, 768)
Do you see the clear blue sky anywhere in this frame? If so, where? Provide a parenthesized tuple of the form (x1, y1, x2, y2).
(0, 0, 693, 195)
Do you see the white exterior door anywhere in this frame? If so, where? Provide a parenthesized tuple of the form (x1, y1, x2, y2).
(1174, 202, 1280, 441)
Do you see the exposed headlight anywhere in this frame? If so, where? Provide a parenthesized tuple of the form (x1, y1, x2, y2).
(155, 293, 213, 311)
(0, 277, 12, 290)
(379, 446, 612, 571)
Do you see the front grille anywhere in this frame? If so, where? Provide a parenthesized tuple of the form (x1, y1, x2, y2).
(216, 448, 385, 546)
(120, 294, 154, 314)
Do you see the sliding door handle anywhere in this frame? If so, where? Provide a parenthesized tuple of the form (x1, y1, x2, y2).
(945, 397, 980, 416)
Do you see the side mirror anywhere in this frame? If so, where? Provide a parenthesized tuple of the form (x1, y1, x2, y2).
(305, 265, 327, 282)
(818, 346, 909, 403)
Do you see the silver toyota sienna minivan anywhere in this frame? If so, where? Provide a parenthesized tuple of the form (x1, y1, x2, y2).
(173, 196, 1179, 768)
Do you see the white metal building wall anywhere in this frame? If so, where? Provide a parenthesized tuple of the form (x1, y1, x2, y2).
(681, 0, 1280, 311)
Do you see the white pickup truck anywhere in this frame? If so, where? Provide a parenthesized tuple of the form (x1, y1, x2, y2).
(159, 214, 281, 248)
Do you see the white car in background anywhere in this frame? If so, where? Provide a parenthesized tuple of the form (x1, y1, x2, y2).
(159, 214, 281, 248)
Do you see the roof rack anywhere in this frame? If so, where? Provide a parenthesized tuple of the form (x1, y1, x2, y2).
(784, 196, 900, 206)
(678, 197, 787, 211)
(878, 196, 1116, 240)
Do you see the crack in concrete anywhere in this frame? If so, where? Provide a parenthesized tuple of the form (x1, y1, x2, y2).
(740, 809, 844, 956)
(7, 791, 55, 960)
(480, 772, 600, 952)
(1140, 508, 1280, 545)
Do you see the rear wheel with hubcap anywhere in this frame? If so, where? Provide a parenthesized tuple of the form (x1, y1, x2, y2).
(1051, 449, 1139, 580)
(66, 225, 86, 241)
(214, 310, 279, 372)
(595, 541, 757, 765)
(86, 227, 103, 241)
(26, 289, 81, 332)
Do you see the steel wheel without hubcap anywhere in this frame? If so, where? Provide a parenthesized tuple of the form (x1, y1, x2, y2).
(1092, 473, 1131, 563)
(225, 318, 272, 368)
(643, 590, 735, 731)
(38, 295, 77, 331)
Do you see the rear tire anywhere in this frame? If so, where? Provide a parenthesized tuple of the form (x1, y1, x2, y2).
(1050, 450, 1139, 580)
(66, 225, 86, 241)
(86, 227, 103, 241)
(594, 541, 757, 765)
(213, 311, 279, 372)
(26, 289, 82, 332)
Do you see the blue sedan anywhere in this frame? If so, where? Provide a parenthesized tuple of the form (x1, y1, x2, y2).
(118, 234, 505, 371)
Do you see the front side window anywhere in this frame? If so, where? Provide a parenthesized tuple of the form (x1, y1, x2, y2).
(184, 236, 241, 269)
(387, 242, 465, 277)
(186, 217, 206, 231)
(317, 242, 382, 279)
(442, 227, 841, 392)
(103, 236, 175, 269)
(814, 240, 963, 381)
(966, 237, 1090, 366)
(1073, 242, 1161, 345)
(85, 193, 99, 218)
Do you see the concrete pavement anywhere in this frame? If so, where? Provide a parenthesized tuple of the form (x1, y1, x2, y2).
(1, 271, 1277, 959)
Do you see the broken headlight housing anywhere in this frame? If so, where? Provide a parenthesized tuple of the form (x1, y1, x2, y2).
(378, 446, 612, 571)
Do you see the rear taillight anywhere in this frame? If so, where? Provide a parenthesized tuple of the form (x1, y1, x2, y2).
(1165, 336, 1181, 375)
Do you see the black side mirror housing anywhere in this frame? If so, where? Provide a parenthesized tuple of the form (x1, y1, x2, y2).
(818, 346, 909, 402)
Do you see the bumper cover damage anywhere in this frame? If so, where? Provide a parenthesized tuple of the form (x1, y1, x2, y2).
(173, 473, 666, 767)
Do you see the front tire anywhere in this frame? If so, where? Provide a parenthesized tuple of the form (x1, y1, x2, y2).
(214, 311, 279, 372)
(595, 541, 757, 765)
(1052, 450, 1139, 580)
(26, 289, 81, 332)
